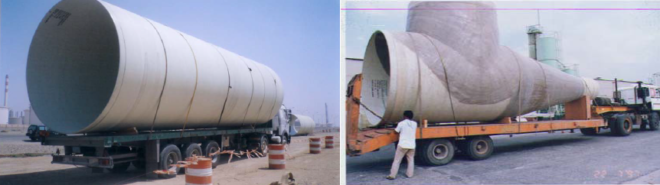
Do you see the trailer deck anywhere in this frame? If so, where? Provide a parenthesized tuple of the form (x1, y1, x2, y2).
(43, 127, 271, 148)
(348, 119, 604, 156)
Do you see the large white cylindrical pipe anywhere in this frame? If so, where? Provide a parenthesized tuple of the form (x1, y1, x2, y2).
(27, 0, 283, 134)
(359, 2, 598, 128)
(290, 114, 315, 135)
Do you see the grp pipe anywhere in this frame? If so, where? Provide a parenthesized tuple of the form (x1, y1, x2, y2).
(290, 114, 315, 135)
(359, 1, 598, 128)
(26, 0, 284, 134)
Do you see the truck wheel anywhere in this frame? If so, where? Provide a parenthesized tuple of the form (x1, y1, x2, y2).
(29, 136, 37, 141)
(259, 135, 269, 155)
(159, 144, 181, 179)
(463, 136, 494, 160)
(183, 143, 203, 159)
(418, 139, 454, 166)
(611, 115, 633, 136)
(650, 113, 660, 131)
(201, 140, 221, 168)
(580, 128, 599, 136)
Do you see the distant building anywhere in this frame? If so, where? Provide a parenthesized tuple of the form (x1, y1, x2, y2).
(23, 106, 44, 125)
(0, 107, 8, 124)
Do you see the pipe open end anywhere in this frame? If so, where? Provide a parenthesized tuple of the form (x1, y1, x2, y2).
(26, 0, 119, 133)
(360, 31, 395, 127)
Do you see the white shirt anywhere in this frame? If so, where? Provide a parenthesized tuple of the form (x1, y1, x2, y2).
(395, 119, 417, 149)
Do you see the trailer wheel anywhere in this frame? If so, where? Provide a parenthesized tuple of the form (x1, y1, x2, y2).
(201, 140, 221, 168)
(580, 128, 599, 136)
(612, 115, 633, 136)
(463, 136, 494, 160)
(650, 113, 660, 131)
(418, 139, 454, 166)
(259, 135, 269, 155)
(159, 144, 181, 179)
(183, 143, 203, 159)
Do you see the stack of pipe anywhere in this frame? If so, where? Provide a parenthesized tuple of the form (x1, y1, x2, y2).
(359, 1, 598, 128)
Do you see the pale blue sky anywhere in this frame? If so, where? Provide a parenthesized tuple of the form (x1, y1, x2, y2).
(0, 0, 339, 125)
(346, 1, 660, 84)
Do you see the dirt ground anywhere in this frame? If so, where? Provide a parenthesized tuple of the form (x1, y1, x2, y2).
(0, 132, 339, 185)
(0, 131, 64, 156)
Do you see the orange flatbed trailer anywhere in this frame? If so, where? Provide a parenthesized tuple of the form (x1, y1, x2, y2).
(346, 74, 633, 159)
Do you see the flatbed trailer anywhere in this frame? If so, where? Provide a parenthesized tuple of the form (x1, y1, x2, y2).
(41, 123, 285, 179)
(346, 74, 658, 165)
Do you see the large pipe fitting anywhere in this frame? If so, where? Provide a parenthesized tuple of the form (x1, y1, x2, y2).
(290, 114, 315, 135)
(359, 2, 598, 128)
(26, 0, 284, 133)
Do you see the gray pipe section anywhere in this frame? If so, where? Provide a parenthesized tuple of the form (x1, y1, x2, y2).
(26, 0, 284, 134)
(290, 114, 315, 135)
(359, 1, 598, 128)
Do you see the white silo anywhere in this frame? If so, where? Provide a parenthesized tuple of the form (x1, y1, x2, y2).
(0, 107, 8, 124)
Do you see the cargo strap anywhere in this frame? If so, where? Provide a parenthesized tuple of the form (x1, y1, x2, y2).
(179, 33, 200, 137)
(421, 34, 459, 136)
(506, 48, 524, 132)
(145, 18, 169, 137)
(353, 97, 383, 120)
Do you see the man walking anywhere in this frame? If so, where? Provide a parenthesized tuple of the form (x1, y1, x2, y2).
(387, 110, 417, 180)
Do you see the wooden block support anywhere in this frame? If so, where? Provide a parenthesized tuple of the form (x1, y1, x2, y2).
(565, 96, 591, 120)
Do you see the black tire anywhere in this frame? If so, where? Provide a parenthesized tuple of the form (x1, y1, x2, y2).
(650, 113, 660, 131)
(108, 147, 132, 173)
(183, 143, 203, 159)
(417, 139, 454, 166)
(258, 135, 269, 155)
(159, 144, 181, 179)
(611, 115, 633, 136)
(580, 128, 599, 136)
(29, 136, 37, 141)
(462, 136, 494, 160)
(201, 140, 221, 169)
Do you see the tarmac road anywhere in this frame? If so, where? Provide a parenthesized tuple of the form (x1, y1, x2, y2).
(347, 128, 660, 184)
(0, 132, 31, 142)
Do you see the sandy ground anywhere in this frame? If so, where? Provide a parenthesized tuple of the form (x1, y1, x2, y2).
(0, 132, 339, 185)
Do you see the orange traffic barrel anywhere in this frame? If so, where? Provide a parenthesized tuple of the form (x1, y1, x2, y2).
(269, 144, 286, 169)
(185, 157, 213, 185)
(309, 138, 321, 154)
(325, 136, 334, 149)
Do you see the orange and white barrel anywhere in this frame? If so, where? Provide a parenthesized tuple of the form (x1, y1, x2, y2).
(185, 157, 213, 185)
(268, 144, 286, 169)
(309, 138, 321, 154)
(325, 136, 334, 149)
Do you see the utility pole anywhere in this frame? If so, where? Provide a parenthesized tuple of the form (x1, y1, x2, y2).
(4, 75, 8, 107)
(325, 103, 329, 127)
